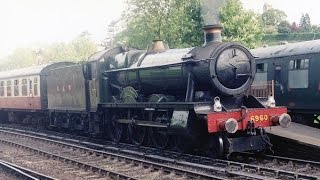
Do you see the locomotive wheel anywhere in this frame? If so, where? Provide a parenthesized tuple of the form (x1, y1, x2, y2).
(149, 109, 170, 149)
(109, 119, 123, 143)
(128, 124, 146, 146)
(209, 135, 225, 159)
(150, 127, 169, 149)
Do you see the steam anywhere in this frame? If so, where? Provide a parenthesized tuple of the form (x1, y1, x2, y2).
(200, 0, 225, 26)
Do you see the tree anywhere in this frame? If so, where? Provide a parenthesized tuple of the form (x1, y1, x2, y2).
(290, 22, 299, 33)
(0, 48, 38, 70)
(115, 0, 203, 49)
(0, 31, 98, 71)
(260, 8, 287, 34)
(71, 32, 97, 61)
(44, 31, 97, 63)
(219, 0, 264, 48)
(312, 25, 320, 33)
(300, 13, 312, 32)
(261, 9, 287, 26)
(277, 21, 291, 33)
(264, 25, 278, 34)
(103, 20, 119, 49)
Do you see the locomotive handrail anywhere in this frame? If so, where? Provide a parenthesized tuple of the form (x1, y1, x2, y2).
(103, 58, 211, 74)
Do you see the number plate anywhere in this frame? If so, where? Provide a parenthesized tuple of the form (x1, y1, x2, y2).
(250, 115, 269, 122)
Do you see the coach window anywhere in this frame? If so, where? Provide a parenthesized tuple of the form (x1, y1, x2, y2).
(253, 63, 268, 85)
(34, 77, 38, 96)
(14, 79, 19, 96)
(29, 79, 33, 96)
(22, 79, 28, 96)
(288, 59, 309, 88)
(7, 80, 12, 97)
(0, 81, 4, 97)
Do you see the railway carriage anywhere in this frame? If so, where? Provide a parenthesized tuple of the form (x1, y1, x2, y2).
(251, 40, 320, 127)
(0, 62, 73, 122)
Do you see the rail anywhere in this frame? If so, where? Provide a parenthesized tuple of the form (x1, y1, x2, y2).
(0, 159, 56, 180)
(0, 125, 319, 179)
(0, 128, 225, 180)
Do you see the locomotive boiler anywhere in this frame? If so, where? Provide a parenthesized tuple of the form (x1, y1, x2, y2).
(107, 36, 255, 99)
(105, 26, 258, 109)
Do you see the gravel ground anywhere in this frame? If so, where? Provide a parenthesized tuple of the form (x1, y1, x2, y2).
(0, 144, 105, 180)
(0, 133, 212, 179)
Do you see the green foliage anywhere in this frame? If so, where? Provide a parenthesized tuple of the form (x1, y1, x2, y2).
(277, 21, 291, 34)
(264, 25, 278, 34)
(312, 25, 320, 33)
(263, 33, 320, 44)
(0, 32, 97, 71)
(300, 13, 312, 32)
(261, 9, 287, 26)
(115, 0, 264, 49)
(290, 22, 299, 33)
(219, 0, 264, 48)
(0, 48, 38, 70)
(115, 0, 203, 49)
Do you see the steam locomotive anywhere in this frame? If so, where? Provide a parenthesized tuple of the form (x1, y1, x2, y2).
(0, 24, 291, 158)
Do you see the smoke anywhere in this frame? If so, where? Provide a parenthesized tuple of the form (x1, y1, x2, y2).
(200, 0, 226, 26)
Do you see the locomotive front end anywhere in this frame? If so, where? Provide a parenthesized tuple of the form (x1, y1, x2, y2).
(190, 10, 292, 155)
(187, 23, 256, 97)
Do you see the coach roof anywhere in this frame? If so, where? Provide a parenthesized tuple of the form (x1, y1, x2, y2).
(251, 39, 320, 59)
(0, 62, 73, 80)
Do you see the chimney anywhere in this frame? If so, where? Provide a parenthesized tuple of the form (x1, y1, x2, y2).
(200, 0, 225, 44)
(204, 24, 223, 43)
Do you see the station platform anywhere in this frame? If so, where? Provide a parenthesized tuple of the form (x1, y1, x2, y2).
(265, 122, 320, 147)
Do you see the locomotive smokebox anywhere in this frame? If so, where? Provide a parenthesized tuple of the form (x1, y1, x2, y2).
(200, 0, 225, 44)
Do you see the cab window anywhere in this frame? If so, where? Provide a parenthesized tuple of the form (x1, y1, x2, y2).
(253, 63, 268, 85)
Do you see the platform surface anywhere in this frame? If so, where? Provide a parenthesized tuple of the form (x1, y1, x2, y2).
(265, 122, 320, 147)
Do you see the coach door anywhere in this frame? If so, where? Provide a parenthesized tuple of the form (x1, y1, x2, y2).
(273, 62, 287, 106)
(287, 58, 310, 108)
(28, 78, 34, 109)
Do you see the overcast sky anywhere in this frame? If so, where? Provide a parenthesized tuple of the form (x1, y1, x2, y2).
(0, 0, 125, 59)
(242, 0, 319, 25)
(0, 0, 319, 59)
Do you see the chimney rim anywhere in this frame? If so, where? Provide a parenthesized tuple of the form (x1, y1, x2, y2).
(203, 24, 223, 30)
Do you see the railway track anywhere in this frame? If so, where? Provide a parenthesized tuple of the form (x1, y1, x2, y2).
(0, 139, 130, 179)
(0, 125, 319, 179)
(0, 127, 226, 180)
(0, 159, 56, 180)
